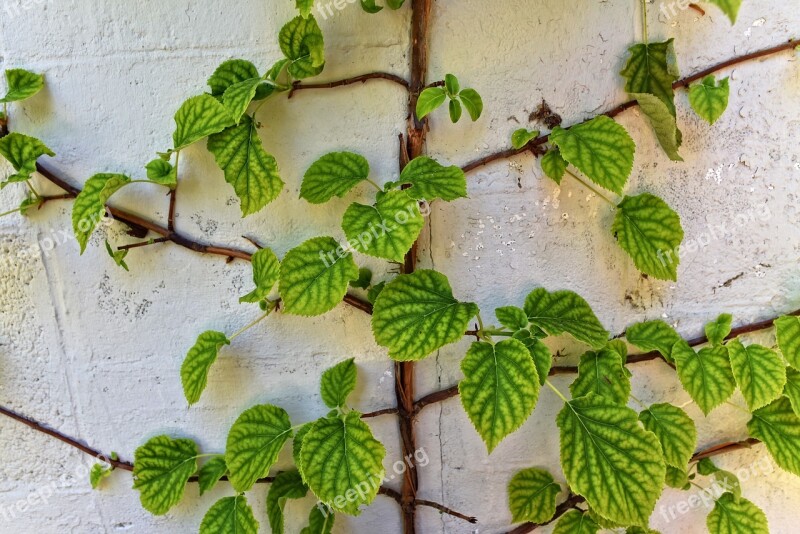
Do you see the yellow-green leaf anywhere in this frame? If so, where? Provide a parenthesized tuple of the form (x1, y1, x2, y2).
(72, 173, 131, 253)
(225, 404, 292, 492)
(180, 331, 231, 405)
(508, 467, 561, 524)
(132, 435, 198, 515)
(727, 339, 786, 411)
(200, 495, 259, 534)
(524, 288, 609, 349)
(672, 341, 735, 415)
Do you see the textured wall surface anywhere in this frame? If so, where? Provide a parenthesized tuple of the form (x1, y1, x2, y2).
(0, 0, 799, 532)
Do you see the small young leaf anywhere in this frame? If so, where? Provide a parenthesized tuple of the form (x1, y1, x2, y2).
(267, 469, 309, 534)
(458, 88, 483, 121)
(90, 463, 113, 489)
(672, 341, 735, 415)
(181, 331, 231, 405)
(416, 87, 447, 119)
(399, 156, 467, 201)
(784, 367, 800, 417)
(386, 0, 405, 8)
(0, 132, 55, 184)
(639, 403, 697, 468)
(621, 40, 680, 115)
(540, 149, 567, 184)
(776, 315, 800, 369)
(296, 0, 315, 17)
(626, 320, 681, 362)
(132, 435, 198, 515)
(706, 314, 733, 346)
(697, 458, 720, 476)
(705, 0, 742, 23)
(367, 281, 385, 304)
(300, 412, 386, 515)
(225, 404, 293, 492)
(495, 306, 528, 331)
(222, 77, 262, 124)
(372, 269, 478, 361)
(460, 339, 541, 452)
(444, 73, 460, 96)
(612, 193, 684, 281)
(350, 267, 372, 289)
(301, 506, 335, 534)
(748, 396, 800, 476)
(360, 0, 384, 13)
(508, 468, 561, 524)
(449, 98, 463, 123)
(727, 339, 786, 411)
(689, 76, 730, 124)
(513, 329, 552, 385)
(279, 15, 325, 79)
(300, 152, 370, 204)
(707, 493, 768, 534)
(630, 92, 683, 161)
(145, 159, 177, 188)
(199, 495, 259, 534)
(279, 236, 360, 316)
(553, 510, 600, 534)
(172, 94, 234, 150)
(105, 240, 130, 272)
(512, 128, 539, 150)
(197, 455, 228, 496)
(523, 288, 609, 349)
(208, 59, 260, 96)
(320, 358, 358, 409)
(207, 115, 284, 216)
(240, 248, 281, 303)
(558, 393, 666, 526)
(72, 174, 131, 253)
(665, 465, 691, 489)
(0, 69, 44, 103)
(570, 346, 631, 404)
(549, 116, 635, 195)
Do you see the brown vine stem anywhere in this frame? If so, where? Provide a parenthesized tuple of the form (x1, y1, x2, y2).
(461, 38, 800, 173)
(414, 308, 800, 413)
(288, 72, 410, 98)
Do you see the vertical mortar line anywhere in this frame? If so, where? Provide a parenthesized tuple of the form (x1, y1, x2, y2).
(396, 0, 432, 533)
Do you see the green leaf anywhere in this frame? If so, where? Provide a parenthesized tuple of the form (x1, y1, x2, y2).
(416, 87, 447, 119)
(512, 128, 539, 150)
(240, 248, 281, 303)
(293, 422, 313, 474)
(705, 0, 742, 23)
(713, 470, 742, 501)
(399, 156, 467, 201)
(541, 149, 567, 185)
(621, 40, 680, 115)
(172, 94, 234, 150)
(222, 78, 262, 124)
(199, 495, 259, 534)
(0, 69, 44, 103)
(320, 358, 357, 409)
(612, 193, 684, 281)
(553, 509, 600, 534)
(626, 320, 681, 363)
(279, 15, 325, 79)
(665, 465, 691, 489)
(386, 0, 405, 8)
(105, 240, 130, 272)
(630, 92, 683, 162)
(296, 0, 315, 17)
(207, 115, 284, 216)
(300, 411, 386, 515)
(707, 493, 768, 534)
(225, 404, 292, 492)
(301, 505, 335, 534)
(360, 0, 383, 13)
(706, 314, 733, 346)
(570, 346, 631, 404)
(208, 59, 260, 96)
(372, 269, 478, 361)
(748, 396, 800, 476)
(776, 315, 800, 369)
(350, 267, 372, 289)
(496, 306, 528, 331)
(367, 281, 385, 304)
(18, 195, 40, 216)
(132, 435, 198, 515)
(513, 329, 552, 385)
(523, 288, 609, 349)
(181, 331, 231, 405)
(449, 99, 463, 123)
(72, 173, 131, 253)
(689, 76, 730, 124)
(90, 463, 112, 489)
(639, 403, 697, 468)
(557, 393, 665, 526)
(672, 341, 736, 415)
(267, 469, 309, 534)
(197, 455, 228, 496)
(342, 190, 424, 262)
(444, 73, 460, 96)
(697, 458, 720, 476)
(508, 467, 561, 524)
(279, 236, 360, 316)
(784, 367, 800, 417)
(301, 151, 371, 204)
(458, 88, 483, 121)
(145, 159, 177, 188)
(460, 339, 541, 452)
(549, 116, 635, 195)
(0, 132, 55, 184)
(728, 339, 786, 411)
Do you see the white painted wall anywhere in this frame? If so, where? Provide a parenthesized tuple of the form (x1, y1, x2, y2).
(0, 0, 799, 532)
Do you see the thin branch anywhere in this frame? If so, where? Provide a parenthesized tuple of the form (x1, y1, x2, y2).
(416, 499, 478, 523)
(461, 38, 800, 173)
(289, 72, 410, 98)
(362, 407, 400, 418)
(167, 189, 177, 232)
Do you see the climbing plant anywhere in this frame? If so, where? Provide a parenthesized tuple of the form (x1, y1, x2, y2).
(1, 0, 799, 533)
